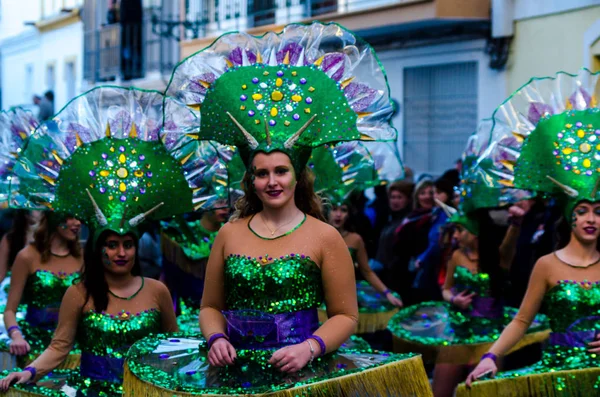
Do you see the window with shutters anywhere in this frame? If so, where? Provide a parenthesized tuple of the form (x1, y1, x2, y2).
(402, 62, 478, 176)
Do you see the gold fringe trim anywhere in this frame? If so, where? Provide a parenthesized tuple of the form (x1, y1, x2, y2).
(123, 355, 433, 397)
(161, 233, 207, 275)
(18, 353, 80, 370)
(4, 388, 48, 396)
(393, 329, 550, 365)
(456, 366, 600, 397)
(319, 308, 400, 334)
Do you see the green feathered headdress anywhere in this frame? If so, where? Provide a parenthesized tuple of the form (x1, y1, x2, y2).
(0, 107, 39, 208)
(458, 119, 533, 213)
(166, 22, 397, 171)
(436, 199, 479, 236)
(481, 69, 600, 217)
(309, 141, 403, 206)
(11, 86, 217, 242)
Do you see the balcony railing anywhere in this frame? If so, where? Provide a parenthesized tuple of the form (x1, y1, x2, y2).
(181, 0, 411, 40)
(84, 7, 178, 84)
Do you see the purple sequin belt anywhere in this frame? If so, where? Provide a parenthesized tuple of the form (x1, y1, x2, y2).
(223, 308, 319, 349)
(470, 296, 503, 319)
(549, 316, 600, 348)
(25, 306, 59, 328)
(80, 352, 124, 383)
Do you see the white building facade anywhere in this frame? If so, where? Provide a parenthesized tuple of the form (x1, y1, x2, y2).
(0, 0, 84, 114)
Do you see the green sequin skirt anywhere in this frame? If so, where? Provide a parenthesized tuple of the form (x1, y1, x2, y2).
(456, 347, 600, 397)
(318, 281, 400, 334)
(388, 301, 550, 365)
(124, 332, 433, 396)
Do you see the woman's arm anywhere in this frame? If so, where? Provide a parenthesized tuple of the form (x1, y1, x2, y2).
(316, 226, 359, 354)
(487, 258, 548, 356)
(155, 280, 179, 333)
(4, 247, 31, 353)
(441, 250, 458, 303)
(199, 225, 228, 340)
(0, 235, 10, 283)
(498, 224, 521, 270)
(27, 284, 84, 379)
(355, 235, 402, 306)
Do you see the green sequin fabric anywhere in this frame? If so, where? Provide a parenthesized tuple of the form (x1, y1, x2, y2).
(9, 310, 162, 396)
(224, 254, 323, 313)
(495, 281, 600, 379)
(0, 271, 80, 354)
(126, 332, 417, 395)
(77, 309, 161, 359)
(162, 219, 217, 261)
(388, 266, 549, 347)
(22, 270, 79, 309)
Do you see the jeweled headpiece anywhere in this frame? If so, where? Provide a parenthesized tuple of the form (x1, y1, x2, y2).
(166, 22, 397, 171)
(481, 69, 600, 216)
(0, 107, 38, 208)
(12, 86, 214, 241)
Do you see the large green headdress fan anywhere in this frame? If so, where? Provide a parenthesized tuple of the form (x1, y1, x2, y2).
(12, 86, 219, 241)
(0, 107, 38, 207)
(458, 119, 532, 214)
(480, 69, 600, 217)
(166, 22, 397, 171)
(309, 141, 403, 205)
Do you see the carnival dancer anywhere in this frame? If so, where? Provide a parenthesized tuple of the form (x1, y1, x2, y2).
(0, 85, 212, 395)
(162, 143, 244, 318)
(461, 69, 600, 397)
(389, 122, 549, 397)
(310, 141, 403, 335)
(123, 21, 432, 397)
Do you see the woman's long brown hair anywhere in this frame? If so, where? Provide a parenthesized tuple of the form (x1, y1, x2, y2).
(231, 165, 325, 221)
(33, 213, 82, 263)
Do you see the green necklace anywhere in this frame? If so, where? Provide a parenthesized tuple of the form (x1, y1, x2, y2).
(248, 213, 307, 240)
(109, 277, 145, 300)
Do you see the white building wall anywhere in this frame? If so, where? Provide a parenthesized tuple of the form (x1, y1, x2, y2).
(38, 21, 84, 110)
(1, 5, 83, 114)
(377, 40, 507, 172)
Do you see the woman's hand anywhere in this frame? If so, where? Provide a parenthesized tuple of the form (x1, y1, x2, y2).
(465, 357, 498, 387)
(207, 338, 237, 367)
(452, 290, 475, 310)
(588, 332, 600, 353)
(386, 292, 403, 307)
(269, 342, 314, 373)
(9, 333, 30, 356)
(0, 371, 32, 391)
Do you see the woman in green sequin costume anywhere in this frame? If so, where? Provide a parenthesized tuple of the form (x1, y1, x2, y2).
(389, 120, 550, 397)
(122, 21, 432, 397)
(0, 85, 216, 395)
(311, 141, 404, 334)
(1, 212, 83, 367)
(461, 70, 600, 397)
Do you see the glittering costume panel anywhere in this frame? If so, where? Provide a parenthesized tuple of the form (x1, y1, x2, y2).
(224, 253, 323, 313)
(200, 215, 359, 354)
(389, 265, 549, 364)
(7, 278, 177, 396)
(1, 244, 83, 359)
(457, 254, 600, 396)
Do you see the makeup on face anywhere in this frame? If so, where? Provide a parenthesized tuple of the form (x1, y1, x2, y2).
(102, 235, 136, 271)
(251, 152, 297, 208)
(571, 202, 600, 240)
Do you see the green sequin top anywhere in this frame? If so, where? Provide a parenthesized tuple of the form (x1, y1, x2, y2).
(349, 247, 357, 263)
(543, 281, 600, 333)
(452, 265, 492, 298)
(224, 254, 323, 314)
(23, 270, 79, 309)
(163, 219, 218, 261)
(77, 309, 162, 359)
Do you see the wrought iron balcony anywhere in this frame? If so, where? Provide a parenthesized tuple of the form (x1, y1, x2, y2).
(84, 6, 178, 84)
